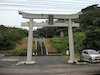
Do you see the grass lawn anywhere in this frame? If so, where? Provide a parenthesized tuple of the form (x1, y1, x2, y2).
(62, 52, 81, 60)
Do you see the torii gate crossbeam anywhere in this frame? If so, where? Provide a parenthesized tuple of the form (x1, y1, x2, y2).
(21, 22, 79, 27)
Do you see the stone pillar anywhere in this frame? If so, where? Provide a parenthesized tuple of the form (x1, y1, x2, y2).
(68, 19, 75, 63)
(27, 18, 33, 62)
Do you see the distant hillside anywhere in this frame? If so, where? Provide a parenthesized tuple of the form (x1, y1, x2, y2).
(0, 25, 28, 50)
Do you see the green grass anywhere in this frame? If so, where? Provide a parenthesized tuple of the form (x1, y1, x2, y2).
(9, 48, 37, 56)
(10, 48, 27, 56)
(62, 55, 70, 59)
(62, 52, 81, 60)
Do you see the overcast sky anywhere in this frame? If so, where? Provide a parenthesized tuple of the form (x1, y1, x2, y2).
(0, 0, 100, 29)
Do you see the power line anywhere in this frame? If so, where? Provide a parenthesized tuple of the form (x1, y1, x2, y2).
(0, 5, 90, 9)
(0, 9, 80, 12)
(0, 3, 94, 6)
(0, 3, 95, 9)
(1, 0, 99, 4)
(0, 0, 99, 12)
(0, 0, 99, 6)
(0, 0, 99, 8)
(0, 1, 98, 6)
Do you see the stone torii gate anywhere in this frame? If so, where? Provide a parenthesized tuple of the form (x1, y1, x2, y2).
(18, 11, 81, 64)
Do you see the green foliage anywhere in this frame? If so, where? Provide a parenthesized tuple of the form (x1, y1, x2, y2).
(93, 18, 100, 27)
(0, 25, 28, 50)
(62, 55, 70, 59)
(50, 32, 86, 53)
(79, 5, 100, 31)
(33, 27, 67, 38)
(74, 32, 86, 52)
(0, 33, 16, 50)
(10, 48, 37, 56)
(10, 48, 27, 56)
(79, 5, 100, 50)
(83, 29, 100, 50)
(82, 4, 98, 12)
(50, 38, 69, 53)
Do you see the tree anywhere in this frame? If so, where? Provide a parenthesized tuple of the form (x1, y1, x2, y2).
(79, 4, 100, 31)
(83, 29, 100, 50)
(79, 4, 100, 50)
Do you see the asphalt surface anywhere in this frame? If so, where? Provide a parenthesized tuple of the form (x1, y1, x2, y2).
(0, 56, 100, 75)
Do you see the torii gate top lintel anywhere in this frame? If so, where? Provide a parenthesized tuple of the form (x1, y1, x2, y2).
(18, 11, 82, 19)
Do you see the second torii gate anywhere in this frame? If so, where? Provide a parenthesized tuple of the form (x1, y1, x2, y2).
(19, 11, 81, 64)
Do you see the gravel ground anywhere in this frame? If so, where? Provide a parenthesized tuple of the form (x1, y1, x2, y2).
(0, 56, 100, 75)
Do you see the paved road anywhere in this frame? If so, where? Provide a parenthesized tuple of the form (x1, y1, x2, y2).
(0, 56, 100, 75)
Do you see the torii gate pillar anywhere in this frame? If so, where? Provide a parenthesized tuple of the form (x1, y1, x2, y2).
(27, 18, 33, 62)
(16, 18, 35, 65)
(68, 19, 75, 63)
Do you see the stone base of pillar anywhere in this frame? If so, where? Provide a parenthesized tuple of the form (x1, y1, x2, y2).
(16, 61, 35, 65)
(68, 60, 75, 64)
